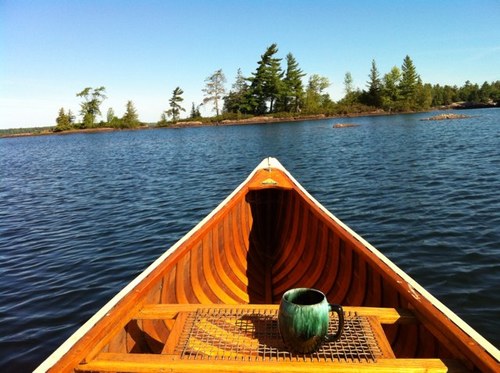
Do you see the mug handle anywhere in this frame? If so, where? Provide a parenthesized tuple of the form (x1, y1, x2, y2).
(328, 304, 344, 341)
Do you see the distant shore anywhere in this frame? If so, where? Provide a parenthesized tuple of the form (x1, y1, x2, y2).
(0, 110, 403, 139)
(1, 105, 497, 139)
(0, 111, 391, 138)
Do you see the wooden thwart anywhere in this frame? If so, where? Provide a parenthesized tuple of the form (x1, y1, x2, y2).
(77, 353, 466, 372)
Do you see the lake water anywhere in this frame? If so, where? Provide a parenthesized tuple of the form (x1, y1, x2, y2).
(1, 109, 499, 371)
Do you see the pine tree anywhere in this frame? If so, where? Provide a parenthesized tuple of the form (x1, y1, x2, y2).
(122, 100, 140, 128)
(224, 68, 252, 114)
(280, 53, 305, 112)
(166, 87, 185, 121)
(55, 108, 72, 132)
(399, 56, 419, 110)
(415, 81, 433, 110)
(203, 69, 226, 116)
(67, 110, 75, 125)
(248, 43, 283, 114)
(190, 102, 201, 118)
(365, 59, 382, 107)
(381, 66, 402, 111)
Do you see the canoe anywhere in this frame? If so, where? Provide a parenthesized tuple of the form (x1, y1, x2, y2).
(36, 157, 499, 372)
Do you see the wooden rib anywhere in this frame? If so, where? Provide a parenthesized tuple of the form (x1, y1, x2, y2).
(222, 212, 248, 287)
(125, 319, 148, 353)
(210, 224, 248, 303)
(201, 229, 241, 304)
(213, 224, 248, 302)
(141, 319, 168, 353)
(190, 241, 217, 304)
(272, 193, 301, 275)
(280, 218, 328, 296)
(313, 229, 341, 296)
(306, 222, 330, 289)
(200, 230, 226, 302)
(417, 325, 439, 358)
(273, 204, 309, 291)
(364, 265, 383, 307)
(106, 328, 127, 353)
(229, 208, 249, 275)
(275, 190, 290, 239)
(161, 264, 178, 304)
(344, 250, 368, 306)
(397, 324, 420, 358)
(175, 251, 191, 304)
(283, 209, 320, 289)
(233, 197, 251, 261)
(327, 238, 353, 304)
(239, 195, 253, 257)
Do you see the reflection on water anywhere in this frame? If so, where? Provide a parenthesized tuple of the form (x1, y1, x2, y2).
(1, 108, 499, 370)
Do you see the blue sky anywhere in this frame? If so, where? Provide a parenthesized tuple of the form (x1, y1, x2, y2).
(1, 0, 499, 129)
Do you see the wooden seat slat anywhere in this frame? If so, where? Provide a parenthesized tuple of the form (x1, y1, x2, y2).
(77, 353, 466, 373)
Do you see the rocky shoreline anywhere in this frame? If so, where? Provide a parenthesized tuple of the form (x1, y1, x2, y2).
(420, 113, 471, 121)
(2, 106, 493, 138)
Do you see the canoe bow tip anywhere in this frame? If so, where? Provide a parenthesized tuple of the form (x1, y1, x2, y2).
(259, 157, 283, 172)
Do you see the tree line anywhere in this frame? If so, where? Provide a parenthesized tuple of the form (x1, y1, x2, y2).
(55, 87, 141, 132)
(55, 43, 499, 131)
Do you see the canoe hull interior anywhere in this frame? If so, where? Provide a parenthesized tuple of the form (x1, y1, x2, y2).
(37, 159, 499, 372)
(100, 177, 467, 363)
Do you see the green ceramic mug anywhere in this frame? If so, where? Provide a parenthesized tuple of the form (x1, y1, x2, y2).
(278, 288, 344, 353)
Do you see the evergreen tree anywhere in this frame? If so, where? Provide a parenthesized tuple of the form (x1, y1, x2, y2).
(459, 80, 480, 102)
(224, 68, 252, 114)
(203, 69, 226, 116)
(190, 102, 201, 118)
(399, 56, 419, 110)
(165, 87, 185, 121)
(280, 53, 305, 112)
(122, 100, 140, 128)
(55, 108, 72, 132)
(67, 110, 75, 125)
(478, 81, 492, 103)
(490, 81, 500, 104)
(415, 80, 433, 110)
(364, 59, 382, 107)
(248, 43, 283, 114)
(381, 66, 401, 111)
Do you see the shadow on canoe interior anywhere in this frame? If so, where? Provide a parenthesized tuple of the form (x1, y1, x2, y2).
(102, 187, 455, 360)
